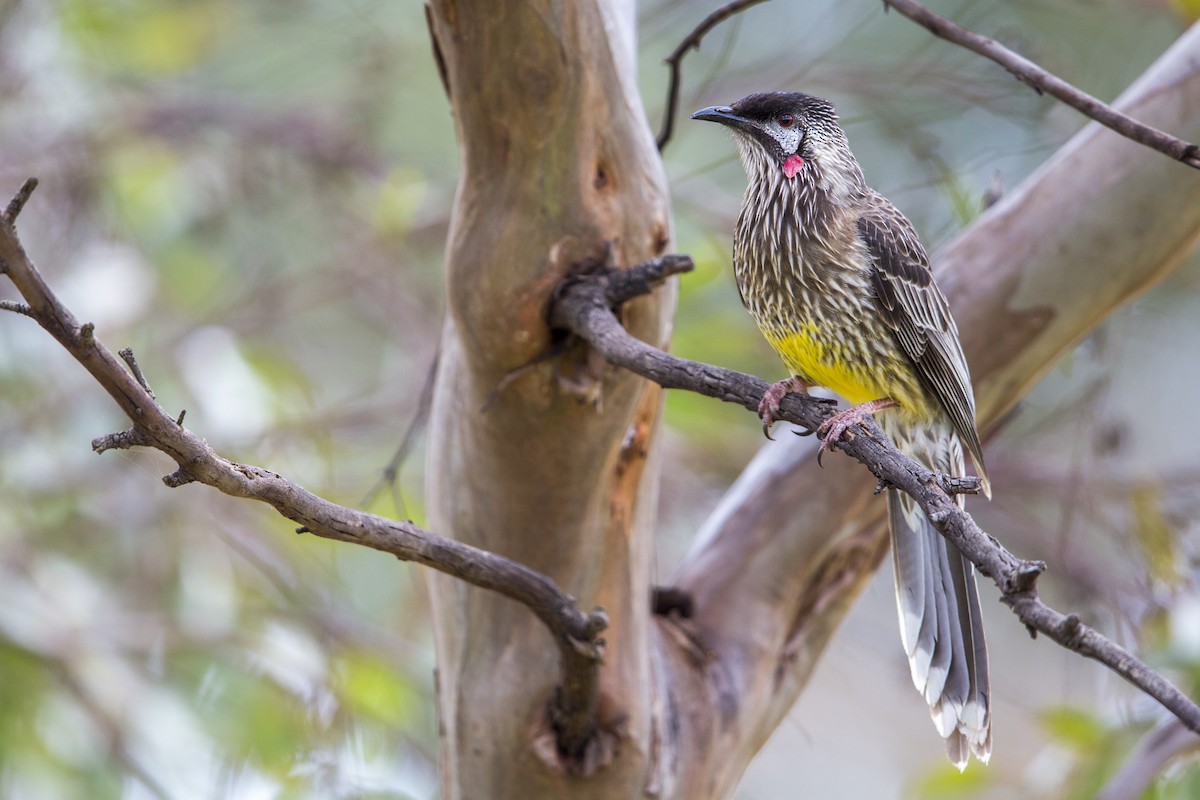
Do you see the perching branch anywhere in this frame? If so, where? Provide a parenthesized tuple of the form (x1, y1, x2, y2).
(656, 0, 1200, 169)
(655, 0, 769, 150)
(882, 0, 1200, 169)
(548, 255, 1200, 738)
(0, 179, 606, 766)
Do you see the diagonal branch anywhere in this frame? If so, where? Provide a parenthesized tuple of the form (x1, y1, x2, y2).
(548, 256, 1200, 737)
(0, 178, 606, 764)
(883, 0, 1200, 169)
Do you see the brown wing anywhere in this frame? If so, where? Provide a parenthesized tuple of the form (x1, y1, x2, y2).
(858, 195, 989, 491)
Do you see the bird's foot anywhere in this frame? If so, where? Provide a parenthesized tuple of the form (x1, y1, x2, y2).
(815, 398, 898, 465)
(758, 376, 811, 439)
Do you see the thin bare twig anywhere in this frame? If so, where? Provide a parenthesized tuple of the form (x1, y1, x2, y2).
(119, 348, 156, 400)
(359, 344, 440, 514)
(549, 257, 1200, 737)
(0, 180, 607, 767)
(656, 0, 770, 151)
(0, 300, 33, 317)
(2, 177, 37, 223)
(883, 0, 1200, 169)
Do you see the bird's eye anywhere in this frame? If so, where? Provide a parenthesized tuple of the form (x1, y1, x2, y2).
(778, 114, 795, 128)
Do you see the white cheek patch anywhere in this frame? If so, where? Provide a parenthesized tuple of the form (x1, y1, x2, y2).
(765, 125, 801, 156)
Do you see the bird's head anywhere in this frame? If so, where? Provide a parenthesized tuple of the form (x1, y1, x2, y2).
(692, 92, 864, 199)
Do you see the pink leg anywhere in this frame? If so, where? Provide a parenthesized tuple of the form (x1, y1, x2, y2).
(816, 398, 898, 461)
(758, 376, 811, 438)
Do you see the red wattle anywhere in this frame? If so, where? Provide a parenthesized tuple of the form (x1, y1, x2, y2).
(783, 154, 804, 178)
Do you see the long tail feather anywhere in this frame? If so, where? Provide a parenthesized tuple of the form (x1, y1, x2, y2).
(883, 416, 991, 768)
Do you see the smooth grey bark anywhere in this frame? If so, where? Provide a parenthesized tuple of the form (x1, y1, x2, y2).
(423, 1, 675, 796)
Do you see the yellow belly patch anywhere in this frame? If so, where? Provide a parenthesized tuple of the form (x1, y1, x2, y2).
(766, 325, 888, 407)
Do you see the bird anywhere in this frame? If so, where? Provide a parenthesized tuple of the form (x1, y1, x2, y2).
(692, 92, 992, 768)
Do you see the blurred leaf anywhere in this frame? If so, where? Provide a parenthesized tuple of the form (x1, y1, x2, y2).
(193, 660, 314, 773)
(371, 169, 428, 238)
(240, 342, 317, 417)
(61, 0, 233, 75)
(335, 651, 418, 727)
(1130, 483, 1182, 589)
(1158, 758, 1200, 799)
(158, 241, 226, 312)
(936, 167, 982, 229)
(1141, 605, 1172, 654)
(104, 142, 190, 242)
(1040, 706, 1107, 750)
(908, 761, 990, 799)
(1171, 0, 1200, 23)
(1043, 709, 1152, 800)
(0, 645, 50, 737)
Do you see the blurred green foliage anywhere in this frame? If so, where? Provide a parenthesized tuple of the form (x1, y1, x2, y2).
(0, 0, 1198, 797)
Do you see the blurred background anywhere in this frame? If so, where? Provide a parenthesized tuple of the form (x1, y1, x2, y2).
(1, 0, 1198, 797)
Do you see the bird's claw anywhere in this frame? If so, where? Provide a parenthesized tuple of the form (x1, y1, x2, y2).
(757, 376, 810, 439)
(815, 417, 853, 467)
(793, 397, 835, 438)
(758, 397, 779, 440)
(812, 398, 898, 467)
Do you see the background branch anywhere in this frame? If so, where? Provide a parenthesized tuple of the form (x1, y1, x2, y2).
(883, 0, 1200, 168)
(1096, 720, 1200, 800)
(0, 184, 606, 764)
(656, 0, 1200, 167)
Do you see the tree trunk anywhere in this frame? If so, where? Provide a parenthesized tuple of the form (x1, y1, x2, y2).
(424, 1, 674, 796)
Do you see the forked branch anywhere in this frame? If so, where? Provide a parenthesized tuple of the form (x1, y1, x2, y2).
(0, 179, 605, 767)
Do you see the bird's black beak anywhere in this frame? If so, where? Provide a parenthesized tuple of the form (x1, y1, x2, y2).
(691, 106, 754, 132)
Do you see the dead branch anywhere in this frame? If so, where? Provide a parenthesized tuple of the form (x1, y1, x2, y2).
(0, 178, 605, 765)
(548, 256, 1200, 738)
